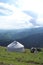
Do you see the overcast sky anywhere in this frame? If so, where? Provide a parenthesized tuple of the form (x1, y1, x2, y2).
(0, 0, 43, 29)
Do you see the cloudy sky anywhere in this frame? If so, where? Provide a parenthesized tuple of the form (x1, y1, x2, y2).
(0, 0, 43, 29)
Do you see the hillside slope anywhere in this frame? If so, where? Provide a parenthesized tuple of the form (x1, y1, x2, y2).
(0, 46, 43, 65)
(17, 32, 43, 48)
(0, 27, 43, 48)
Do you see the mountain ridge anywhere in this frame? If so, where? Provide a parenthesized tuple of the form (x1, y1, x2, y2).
(0, 27, 43, 48)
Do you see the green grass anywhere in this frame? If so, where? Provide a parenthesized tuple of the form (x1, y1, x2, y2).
(0, 46, 43, 65)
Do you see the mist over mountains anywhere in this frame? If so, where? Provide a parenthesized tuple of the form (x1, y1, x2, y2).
(0, 27, 43, 48)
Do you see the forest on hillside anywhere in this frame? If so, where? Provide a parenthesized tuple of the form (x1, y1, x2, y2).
(0, 27, 43, 48)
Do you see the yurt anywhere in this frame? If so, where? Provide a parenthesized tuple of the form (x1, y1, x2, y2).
(7, 41, 25, 52)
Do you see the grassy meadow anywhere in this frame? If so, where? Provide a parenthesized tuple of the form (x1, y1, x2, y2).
(0, 46, 43, 65)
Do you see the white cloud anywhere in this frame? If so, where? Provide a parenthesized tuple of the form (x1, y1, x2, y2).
(0, 2, 17, 15)
(0, 13, 33, 29)
(0, 9, 12, 15)
(37, 18, 43, 26)
(0, 2, 33, 29)
(20, 0, 43, 14)
(19, 0, 43, 27)
(0, 0, 43, 29)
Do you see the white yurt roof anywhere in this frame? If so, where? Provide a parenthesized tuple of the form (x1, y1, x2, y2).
(7, 41, 24, 48)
